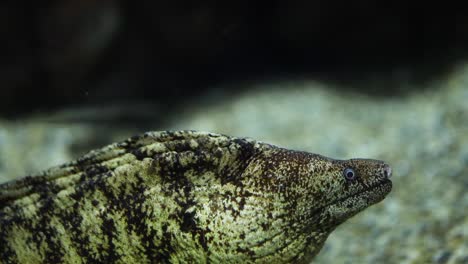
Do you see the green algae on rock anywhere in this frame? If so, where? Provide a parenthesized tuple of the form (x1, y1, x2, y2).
(0, 130, 392, 263)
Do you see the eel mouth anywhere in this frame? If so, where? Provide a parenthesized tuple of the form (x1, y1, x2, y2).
(355, 178, 393, 203)
(316, 178, 393, 214)
(347, 178, 392, 202)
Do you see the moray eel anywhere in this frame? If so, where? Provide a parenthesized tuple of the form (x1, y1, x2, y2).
(0, 130, 392, 263)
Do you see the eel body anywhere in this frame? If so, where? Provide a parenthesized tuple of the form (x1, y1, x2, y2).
(0, 130, 392, 263)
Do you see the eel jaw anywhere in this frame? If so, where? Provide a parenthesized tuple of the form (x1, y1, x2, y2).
(324, 178, 392, 226)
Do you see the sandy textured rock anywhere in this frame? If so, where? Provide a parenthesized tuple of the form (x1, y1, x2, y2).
(1, 62, 468, 263)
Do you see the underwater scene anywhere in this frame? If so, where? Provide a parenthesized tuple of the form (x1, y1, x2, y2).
(0, 2, 467, 263)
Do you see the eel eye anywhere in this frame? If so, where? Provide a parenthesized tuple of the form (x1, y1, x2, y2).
(343, 168, 356, 181)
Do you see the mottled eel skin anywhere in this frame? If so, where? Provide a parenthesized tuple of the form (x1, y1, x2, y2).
(0, 130, 392, 263)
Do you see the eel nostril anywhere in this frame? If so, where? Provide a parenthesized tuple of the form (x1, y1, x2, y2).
(383, 166, 392, 178)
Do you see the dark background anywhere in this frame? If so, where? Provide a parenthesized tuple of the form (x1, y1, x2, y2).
(1, 1, 467, 116)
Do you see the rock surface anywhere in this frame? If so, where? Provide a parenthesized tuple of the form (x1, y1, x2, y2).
(1, 63, 467, 263)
